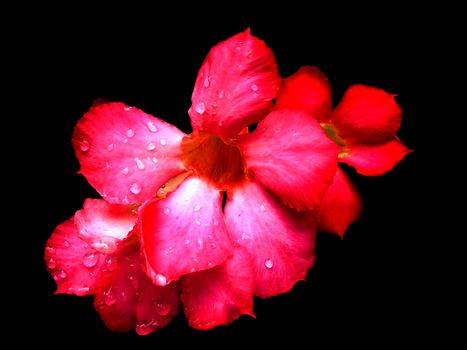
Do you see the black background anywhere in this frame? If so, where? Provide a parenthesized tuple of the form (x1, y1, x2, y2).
(17, 5, 427, 344)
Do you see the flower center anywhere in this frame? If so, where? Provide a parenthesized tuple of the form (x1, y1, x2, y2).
(181, 132, 246, 189)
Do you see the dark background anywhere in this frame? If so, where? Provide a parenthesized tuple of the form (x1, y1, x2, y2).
(16, 5, 427, 344)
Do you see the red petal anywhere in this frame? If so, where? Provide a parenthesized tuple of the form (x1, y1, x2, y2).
(238, 109, 340, 210)
(224, 182, 316, 298)
(94, 243, 180, 335)
(72, 102, 186, 204)
(331, 84, 402, 144)
(45, 219, 107, 296)
(189, 29, 280, 138)
(181, 247, 254, 330)
(140, 177, 233, 285)
(340, 138, 412, 176)
(275, 66, 332, 122)
(314, 168, 362, 237)
(74, 199, 137, 254)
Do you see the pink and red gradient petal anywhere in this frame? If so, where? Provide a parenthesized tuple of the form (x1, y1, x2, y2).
(239, 109, 340, 210)
(340, 138, 412, 176)
(189, 29, 280, 138)
(140, 177, 234, 285)
(224, 182, 316, 298)
(314, 168, 363, 237)
(181, 247, 255, 330)
(275, 66, 332, 122)
(72, 102, 187, 204)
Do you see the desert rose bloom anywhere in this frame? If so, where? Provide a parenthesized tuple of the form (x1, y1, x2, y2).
(276, 66, 411, 236)
(46, 30, 340, 333)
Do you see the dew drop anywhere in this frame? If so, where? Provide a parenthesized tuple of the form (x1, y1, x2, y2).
(106, 256, 118, 271)
(152, 157, 158, 164)
(164, 246, 173, 255)
(147, 121, 158, 133)
(79, 139, 89, 152)
(213, 221, 219, 226)
(210, 242, 217, 248)
(46, 246, 55, 255)
(195, 102, 206, 114)
(136, 319, 159, 335)
(241, 232, 251, 240)
(124, 106, 132, 111)
(218, 90, 224, 99)
(207, 262, 213, 267)
(203, 77, 210, 88)
(103, 286, 116, 306)
(197, 238, 203, 250)
(47, 257, 56, 269)
(75, 287, 90, 295)
(58, 269, 67, 279)
(155, 301, 171, 316)
(264, 259, 274, 269)
(163, 208, 170, 215)
(130, 183, 141, 194)
(195, 219, 201, 226)
(64, 240, 70, 248)
(135, 157, 145, 170)
(159, 138, 167, 146)
(82, 253, 98, 268)
(146, 142, 156, 151)
(126, 129, 135, 138)
(253, 92, 259, 98)
(251, 84, 258, 91)
(260, 204, 266, 211)
(122, 167, 129, 175)
(185, 239, 190, 245)
(107, 143, 114, 151)
(194, 204, 201, 211)
(235, 46, 241, 52)
(155, 274, 167, 286)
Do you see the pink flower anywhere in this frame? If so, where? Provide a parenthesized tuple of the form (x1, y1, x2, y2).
(45, 30, 340, 333)
(276, 66, 412, 236)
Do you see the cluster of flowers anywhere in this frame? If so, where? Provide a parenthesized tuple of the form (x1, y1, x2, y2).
(45, 29, 410, 335)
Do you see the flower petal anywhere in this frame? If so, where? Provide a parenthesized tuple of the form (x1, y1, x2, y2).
(45, 219, 106, 296)
(189, 29, 280, 138)
(314, 168, 362, 237)
(140, 177, 233, 285)
(72, 102, 186, 204)
(275, 66, 332, 122)
(181, 247, 254, 330)
(93, 242, 180, 335)
(330, 84, 402, 144)
(74, 199, 137, 254)
(224, 182, 316, 298)
(238, 109, 340, 210)
(340, 138, 412, 176)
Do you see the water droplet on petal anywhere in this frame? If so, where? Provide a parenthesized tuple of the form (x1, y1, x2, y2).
(164, 246, 173, 255)
(253, 92, 259, 98)
(194, 204, 201, 211)
(207, 262, 213, 267)
(130, 183, 141, 194)
(163, 208, 170, 215)
(122, 167, 129, 175)
(75, 287, 90, 296)
(152, 157, 158, 164)
(195, 219, 201, 226)
(47, 257, 56, 269)
(159, 138, 167, 146)
(79, 139, 89, 152)
(195, 102, 206, 114)
(146, 142, 156, 151)
(46, 246, 55, 255)
(136, 319, 159, 335)
(185, 239, 190, 245)
(107, 143, 114, 151)
(106, 256, 118, 271)
(264, 259, 274, 269)
(197, 238, 203, 250)
(251, 84, 258, 91)
(155, 274, 167, 286)
(155, 301, 171, 316)
(211, 242, 217, 248)
(213, 221, 219, 226)
(58, 269, 67, 280)
(82, 253, 98, 268)
(126, 129, 135, 138)
(135, 157, 145, 170)
(124, 106, 132, 111)
(241, 232, 251, 240)
(203, 77, 210, 88)
(103, 286, 116, 306)
(235, 46, 241, 52)
(147, 121, 158, 133)
(218, 90, 224, 99)
(64, 240, 70, 248)
(260, 204, 266, 211)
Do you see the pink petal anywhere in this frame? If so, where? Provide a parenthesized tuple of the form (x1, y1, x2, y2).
(340, 138, 412, 176)
(140, 177, 233, 285)
(45, 219, 106, 296)
(72, 102, 186, 204)
(275, 66, 332, 122)
(94, 243, 180, 334)
(189, 29, 280, 138)
(74, 198, 137, 254)
(224, 182, 316, 298)
(330, 85, 402, 144)
(238, 109, 340, 210)
(181, 247, 254, 330)
(314, 168, 363, 237)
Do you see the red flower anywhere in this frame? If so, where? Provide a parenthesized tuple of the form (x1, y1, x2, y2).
(276, 66, 412, 236)
(46, 30, 340, 333)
